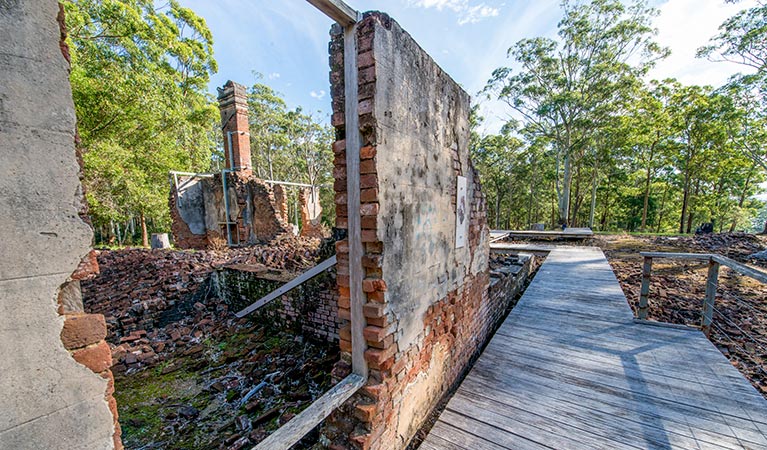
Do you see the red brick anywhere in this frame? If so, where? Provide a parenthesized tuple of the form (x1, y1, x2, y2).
(360, 159, 376, 175)
(102, 369, 115, 396)
(359, 99, 373, 115)
(60, 314, 107, 349)
(359, 66, 376, 84)
(358, 50, 374, 68)
(71, 250, 99, 280)
(354, 403, 377, 422)
(333, 139, 346, 154)
(72, 341, 112, 373)
(367, 290, 385, 303)
(360, 174, 378, 189)
(361, 254, 382, 268)
(361, 230, 378, 243)
(361, 382, 387, 401)
(360, 146, 377, 160)
(339, 324, 352, 341)
(360, 188, 378, 203)
(362, 278, 387, 292)
(331, 112, 345, 127)
(367, 314, 390, 329)
(360, 203, 379, 216)
(365, 242, 383, 254)
(365, 347, 394, 371)
(361, 216, 377, 230)
(338, 295, 350, 309)
(363, 302, 385, 319)
(363, 325, 388, 342)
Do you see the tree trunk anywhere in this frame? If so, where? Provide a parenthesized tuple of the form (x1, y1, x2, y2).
(494, 192, 501, 229)
(600, 174, 612, 230)
(730, 166, 755, 232)
(570, 164, 582, 227)
(656, 182, 670, 234)
(589, 167, 598, 229)
(140, 212, 149, 248)
(679, 174, 690, 234)
(559, 152, 572, 227)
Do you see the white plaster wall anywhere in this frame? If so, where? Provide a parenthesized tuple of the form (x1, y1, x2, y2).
(372, 17, 485, 351)
(0, 1, 115, 448)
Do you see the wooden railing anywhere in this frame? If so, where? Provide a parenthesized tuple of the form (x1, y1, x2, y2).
(638, 252, 767, 336)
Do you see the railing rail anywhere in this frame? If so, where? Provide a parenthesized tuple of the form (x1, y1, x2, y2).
(637, 251, 767, 336)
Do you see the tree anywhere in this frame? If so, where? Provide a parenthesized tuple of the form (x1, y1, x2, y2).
(65, 0, 218, 246)
(484, 0, 668, 226)
(247, 79, 335, 226)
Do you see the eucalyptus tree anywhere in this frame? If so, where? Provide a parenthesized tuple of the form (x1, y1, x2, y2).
(65, 0, 218, 246)
(484, 0, 668, 226)
(472, 133, 523, 228)
(624, 80, 676, 231)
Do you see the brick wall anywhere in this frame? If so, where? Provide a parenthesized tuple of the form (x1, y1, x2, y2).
(322, 13, 513, 449)
(212, 265, 340, 342)
(170, 173, 293, 249)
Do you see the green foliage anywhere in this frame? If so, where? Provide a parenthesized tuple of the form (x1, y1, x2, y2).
(64, 0, 219, 240)
(477, 0, 766, 234)
(246, 76, 335, 227)
(484, 0, 669, 225)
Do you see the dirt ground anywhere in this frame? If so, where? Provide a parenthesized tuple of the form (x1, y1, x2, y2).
(585, 233, 767, 398)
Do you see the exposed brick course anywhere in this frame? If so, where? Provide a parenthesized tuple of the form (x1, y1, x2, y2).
(320, 12, 534, 450)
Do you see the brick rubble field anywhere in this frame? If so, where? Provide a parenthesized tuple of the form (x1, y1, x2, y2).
(81, 237, 337, 449)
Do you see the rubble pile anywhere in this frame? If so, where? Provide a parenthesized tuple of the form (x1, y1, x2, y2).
(81, 238, 338, 449)
(652, 232, 767, 265)
(114, 318, 337, 449)
(82, 238, 327, 342)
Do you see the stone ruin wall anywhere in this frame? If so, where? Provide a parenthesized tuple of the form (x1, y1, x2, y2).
(0, 2, 120, 448)
(170, 173, 293, 249)
(323, 12, 527, 449)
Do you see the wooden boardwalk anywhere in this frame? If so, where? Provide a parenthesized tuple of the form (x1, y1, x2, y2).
(421, 247, 767, 450)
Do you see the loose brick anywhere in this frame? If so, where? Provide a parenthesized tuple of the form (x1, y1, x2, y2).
(72, 341, 113, 373)
(60, 313, 107, 349)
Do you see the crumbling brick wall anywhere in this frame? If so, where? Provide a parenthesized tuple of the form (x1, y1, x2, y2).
(324, 13, 506, 449)
(0, 2, 120, 448)
(273, 184, 290, 224)
(170, 173, 292, 249)
(213, 265, 340, 342)
(299, 186, 327, 238)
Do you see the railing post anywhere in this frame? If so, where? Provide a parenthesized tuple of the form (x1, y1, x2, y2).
(701, 258, 719, 337)
(638, 256, 652, 320)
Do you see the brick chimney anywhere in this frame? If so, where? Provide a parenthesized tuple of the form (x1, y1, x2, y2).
(217, 80, 251, 170)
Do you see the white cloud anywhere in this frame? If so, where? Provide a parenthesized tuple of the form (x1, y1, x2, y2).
(268, 72, 281, 80)
(409, 0, 500, 25)
(310, 89, 326, 99)
(650, 0, 758, 87)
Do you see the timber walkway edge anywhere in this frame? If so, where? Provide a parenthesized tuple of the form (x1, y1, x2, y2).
(421, 246, 767, 450)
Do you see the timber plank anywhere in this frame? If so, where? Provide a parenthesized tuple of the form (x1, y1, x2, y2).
(420, 247, 767, 450)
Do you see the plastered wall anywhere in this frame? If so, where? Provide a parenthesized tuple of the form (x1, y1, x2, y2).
(0, 1, 118, 448)
(325, 13, 499, 449)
